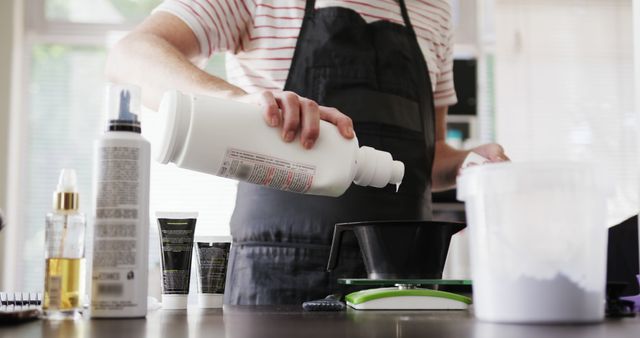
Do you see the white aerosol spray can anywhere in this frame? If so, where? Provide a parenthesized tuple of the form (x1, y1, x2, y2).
(90, 83, 150, 318)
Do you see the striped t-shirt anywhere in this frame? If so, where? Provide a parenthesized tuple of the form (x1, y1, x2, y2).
(155, 0, 457, 107)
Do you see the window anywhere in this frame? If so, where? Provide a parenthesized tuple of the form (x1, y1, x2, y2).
(9, 0, 234, 293)
(492, 0, 637, 226)
(46, 0, 161, 24)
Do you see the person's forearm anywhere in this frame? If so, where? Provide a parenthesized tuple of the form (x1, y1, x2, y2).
(105, 32, 245, 110)
(430, 104, 509, 190)
(431, 140, 468, 191)
(430, 105, 467, 191)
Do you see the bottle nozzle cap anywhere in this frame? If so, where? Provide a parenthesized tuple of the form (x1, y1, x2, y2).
(54, 169, 79, 211)
(390, 161, 404, 185)
(353, 147, 405, 188)
(57, 169, 78, 193)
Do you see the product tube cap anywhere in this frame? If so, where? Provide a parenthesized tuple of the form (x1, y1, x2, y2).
(198, 294, 224, 308)
(162, 294, 188, 310)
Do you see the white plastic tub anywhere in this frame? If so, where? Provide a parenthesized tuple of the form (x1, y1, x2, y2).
(457, 162, 610, 323)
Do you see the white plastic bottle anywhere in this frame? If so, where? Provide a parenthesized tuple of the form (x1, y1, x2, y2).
(90, 84, 150, 318)
(155, 90, 404, 197)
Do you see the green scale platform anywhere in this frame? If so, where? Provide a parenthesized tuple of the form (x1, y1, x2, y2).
(338, 279, 472, 310)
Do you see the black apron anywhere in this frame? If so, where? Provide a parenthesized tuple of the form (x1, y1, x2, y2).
(225, 0, 436, 305)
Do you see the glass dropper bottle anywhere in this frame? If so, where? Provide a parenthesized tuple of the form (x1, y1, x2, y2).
(43, 169, 86, 319)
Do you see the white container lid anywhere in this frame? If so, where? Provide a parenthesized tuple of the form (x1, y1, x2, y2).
(155, 90, 192, 164)
(162, 294, 188, 310)
(198, 294, 224, 308)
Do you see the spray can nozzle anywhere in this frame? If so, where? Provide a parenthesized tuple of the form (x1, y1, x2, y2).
(106, 83, 142, 133)
(118, 89, 138, 122)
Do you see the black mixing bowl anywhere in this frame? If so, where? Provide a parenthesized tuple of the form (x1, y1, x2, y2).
(326, 220, 466, 279)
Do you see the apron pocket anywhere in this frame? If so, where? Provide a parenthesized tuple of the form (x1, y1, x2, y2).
(309, 68, 422, 133)
(332, 87, 422, 132)
(225, 243, 365, 305)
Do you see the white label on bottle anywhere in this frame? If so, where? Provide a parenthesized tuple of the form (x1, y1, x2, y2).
(48, 275, 62, 308)
(218, 148, 316, 193)
(92, 145, 138, 308)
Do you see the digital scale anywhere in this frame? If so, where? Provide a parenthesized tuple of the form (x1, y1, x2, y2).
(339, 278, 472, 310)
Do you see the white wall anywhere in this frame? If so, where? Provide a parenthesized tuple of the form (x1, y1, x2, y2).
(0, 0, 15, 289)
(0, 1, 13, 207)
(494, 0, 636, 226)
(452, 0, 478, 47)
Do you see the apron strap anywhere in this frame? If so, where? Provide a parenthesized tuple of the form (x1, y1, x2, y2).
(398, 0, 416, 36)
(305, 0, 316, 17)
(305, 0, 414, 33)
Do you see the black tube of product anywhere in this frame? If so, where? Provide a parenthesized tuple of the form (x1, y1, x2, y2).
(195, 239, 231, 308)
(156, 212, 198, 310)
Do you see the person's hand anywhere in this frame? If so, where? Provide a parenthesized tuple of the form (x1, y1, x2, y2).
(458, 143, 509, 174)
(469, 143, 510, 163)
(238, 91, 354, 149)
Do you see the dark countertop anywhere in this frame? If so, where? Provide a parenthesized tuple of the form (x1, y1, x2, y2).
(2, 306, 639, 338)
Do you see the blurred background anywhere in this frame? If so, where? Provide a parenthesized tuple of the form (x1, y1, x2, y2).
(0, 0, 638, 296)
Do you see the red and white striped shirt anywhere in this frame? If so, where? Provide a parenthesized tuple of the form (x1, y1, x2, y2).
(155, 0, 457, 107)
